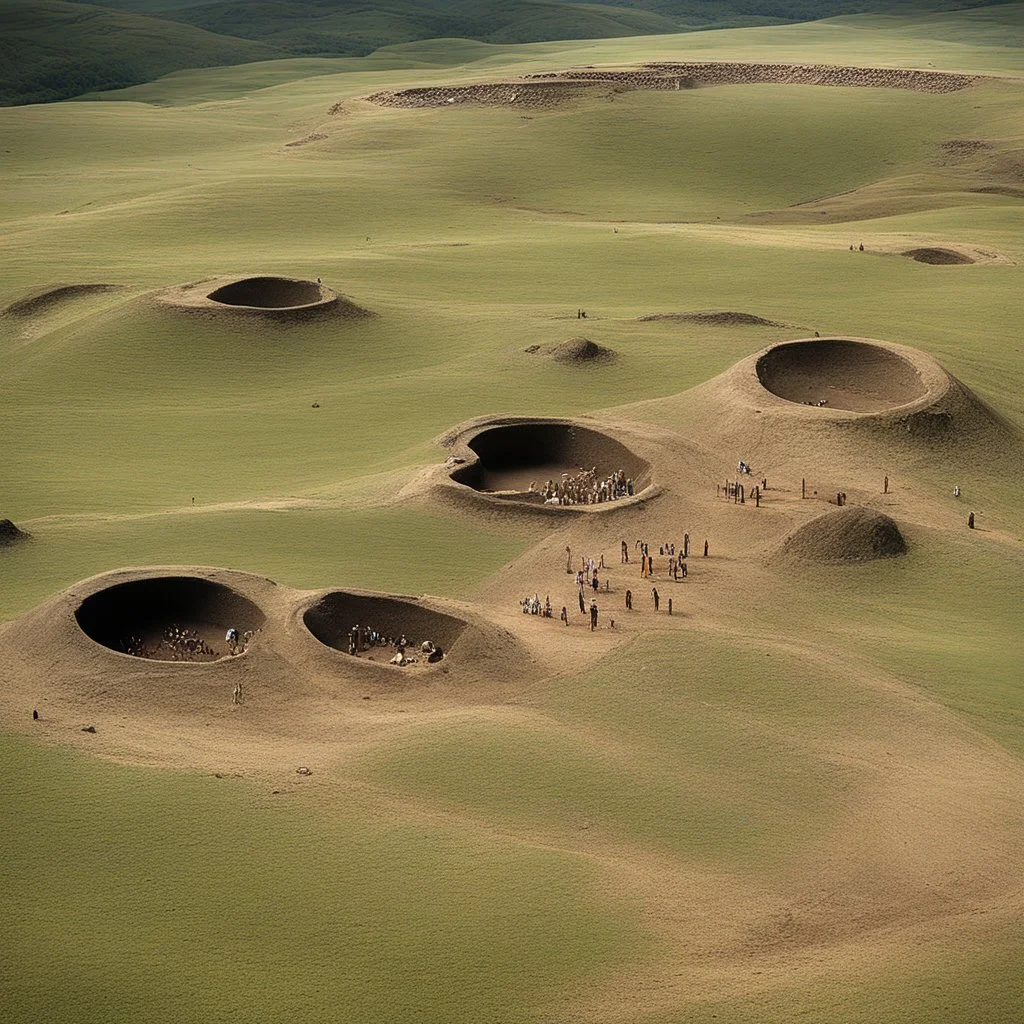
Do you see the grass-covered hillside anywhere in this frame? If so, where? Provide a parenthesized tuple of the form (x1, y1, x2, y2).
(2, 0, 1016, 104)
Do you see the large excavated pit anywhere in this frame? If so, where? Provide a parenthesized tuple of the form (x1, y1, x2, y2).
(207, 276, 327, 309)
(450, 421, 650, 505)
(303, 592, 467, 665)
(756, 339, 927, 413)
(75, 576, 265, 662)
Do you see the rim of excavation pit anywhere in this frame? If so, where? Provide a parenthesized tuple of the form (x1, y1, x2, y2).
(297, 588, 469, 671)
(437, 415, 658, 515)
(739, 336, 952, 421)
(155, 275, 341, 315)
(64, 567, 276, 668)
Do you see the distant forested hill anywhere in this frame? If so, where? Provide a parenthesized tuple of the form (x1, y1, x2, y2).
(0, 0, 1014, 105)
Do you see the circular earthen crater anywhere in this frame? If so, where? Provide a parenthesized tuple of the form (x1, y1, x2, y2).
(75, 576, 265, 662)
(901, 247, 974, 266)
(450, 421, 650, 505)
(303, 592, 466, 664)
(207, 276, 328, 309)
(755, 339, 927, 413)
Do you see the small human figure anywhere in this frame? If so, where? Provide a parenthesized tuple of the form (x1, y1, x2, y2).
(681, 561, 687, 578)
(191, 496, 195, 505)
(621, 540, 629, 563)
(317, 277, 322, 285)
(703, 540, 709, 557)
(32, 709, 39, 721)
(590, 600, 598, 631)
(232, 681, 243, 705)
(625, 589, 632, 610)
(592, 574, 599, 592)
(953, 485, 960, 498)
(667, 598, 672, 615)
(683, 533, 689, 559)
(579, 589, 586, 614)
(652, 587, 659, 611)
(225, 627, 239, 653)
(859, 243, 864, 252)
(884, 475, 889, 494)
(566, 546, 572, 573)
(561, 606, 569, 626)
(968, 512, 975, 529)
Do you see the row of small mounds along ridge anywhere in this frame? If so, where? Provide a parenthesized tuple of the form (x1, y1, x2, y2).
(367, 62, 981, 108)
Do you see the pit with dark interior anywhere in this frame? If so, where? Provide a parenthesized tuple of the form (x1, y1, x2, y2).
(207, 276, 327, 309)
(304, 592, 467, 662)
(75, 577, 265, 662)
(755, 339, 927, 413)
(450, 422, 650, 501)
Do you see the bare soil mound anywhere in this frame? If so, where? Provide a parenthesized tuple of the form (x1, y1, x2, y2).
(75, 576, 265, 662)
(157, 276, 370, 320)
(777, 506, 907, 563)
(450, 420, 649, 503)
(304, 592, 466, 665)
(527, 337, 616, 363)
(4, 284, 123, 317)
(901, 248, 975, 266)
(367, 62, 980, 109)
(756, 339, 927, 413)
(0, 519, 28, 546)
(640, 311, 787, 327)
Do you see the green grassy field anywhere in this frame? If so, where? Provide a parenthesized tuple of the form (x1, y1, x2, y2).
(2, 8, 1023, 1023)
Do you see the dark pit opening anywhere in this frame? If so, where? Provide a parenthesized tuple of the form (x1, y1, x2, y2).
(451, 422, 650, 505)
(207, 276, 327, 309)
(304, 592, 467, 665)
(755, 339, 926, 413)
(75, 577, 265, 662)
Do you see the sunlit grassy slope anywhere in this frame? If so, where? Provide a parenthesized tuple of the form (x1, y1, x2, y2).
(2, 9, 1023, 1024)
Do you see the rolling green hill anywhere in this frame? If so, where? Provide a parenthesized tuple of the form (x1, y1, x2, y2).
(2, 0, 1016, 105)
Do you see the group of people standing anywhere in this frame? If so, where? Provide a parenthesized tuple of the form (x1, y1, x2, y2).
(532, 467, 635, 506)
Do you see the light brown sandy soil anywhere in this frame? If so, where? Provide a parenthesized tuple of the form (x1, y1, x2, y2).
(366, 61, 984, 109)
(2, 336, 1022, 1019)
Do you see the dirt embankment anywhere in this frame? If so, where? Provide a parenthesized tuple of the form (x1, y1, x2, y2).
(525, 337, 616, 363)
(0, 519, 29, 547)
(4, 284, 123, 317)
(366, 62, 982, 109)
(776, 506, 908, 564)
(901, 247, 975, 266)
(639, 311, 790, 328)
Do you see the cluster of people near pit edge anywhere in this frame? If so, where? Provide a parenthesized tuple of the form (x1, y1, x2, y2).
(528, 466, 635, 506)
(342, 623, 444, 667)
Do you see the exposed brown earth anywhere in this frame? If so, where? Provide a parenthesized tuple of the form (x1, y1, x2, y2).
(755, 338, 928, 413)
(901, 247, 976, 265)
(156, 276, 371, 320)
(776, 505, 908, 563)
(526, 337, 617, 363)
(639, 310, 790, 327)
(366, 61, 983, 109)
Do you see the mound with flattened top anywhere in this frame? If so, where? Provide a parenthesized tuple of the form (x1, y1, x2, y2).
(901, 248, 975, 266)
(0, 519, 29, 547)
(778, 506, 907, 564)
(157, 276, 370, 320)
(527, 337, 616, 363)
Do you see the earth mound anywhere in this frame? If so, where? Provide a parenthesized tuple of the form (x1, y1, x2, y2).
(157, 276, 369, 319)
(0, 519, 28, 546)
(528, 337, 616, 363)
(756, 339, 927, 413)
(450, 420, 650, 505)
(75, 576, 265, 662)
(4, 284, 123, 317)
(639, 310, 787, 327)
(304, 592, 467, 663)
(901, 248, 975, 266)
(777, 506, 907, 563)
(368, 62, 980, 109)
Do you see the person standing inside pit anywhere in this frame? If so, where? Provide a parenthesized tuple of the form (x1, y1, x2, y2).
(590, 600, 598, 631)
